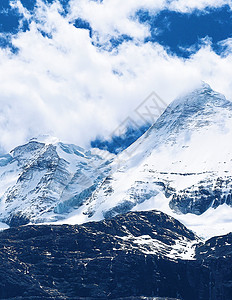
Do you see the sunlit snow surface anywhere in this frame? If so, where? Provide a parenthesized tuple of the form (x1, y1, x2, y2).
(1, 84, 232, 241)
(115, 232, 198, 260)
(0, 221, 9, 231)
(59, 84, 232, 240)
(0, 136, 114, 225)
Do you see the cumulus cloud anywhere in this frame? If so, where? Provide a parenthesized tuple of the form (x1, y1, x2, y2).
(0, 0, 232, 152)
(68, 0, 167, 40)
(68, 0, 232, 40)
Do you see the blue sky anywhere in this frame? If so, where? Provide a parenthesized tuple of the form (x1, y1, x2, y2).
(1, 1, 232, 56)
(0, 0, 232, 151)
(138, 5, 232, 57)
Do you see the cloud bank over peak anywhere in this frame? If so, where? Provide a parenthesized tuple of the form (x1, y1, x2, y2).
(0, 0, 231, 152)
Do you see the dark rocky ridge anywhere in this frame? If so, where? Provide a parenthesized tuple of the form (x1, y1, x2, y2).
(0, 210, 232, 300)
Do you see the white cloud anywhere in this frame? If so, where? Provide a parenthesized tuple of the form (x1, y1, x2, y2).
(67, 0, 232, 42)
(0, 0, 232, 152)
(10, 0, 31, 21)
(168, 0, 232, 13)
(68, 0, 167, 40)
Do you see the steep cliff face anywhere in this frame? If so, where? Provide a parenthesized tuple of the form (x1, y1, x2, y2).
(0, 210, 231, 300)
(0, 140, 112, 226)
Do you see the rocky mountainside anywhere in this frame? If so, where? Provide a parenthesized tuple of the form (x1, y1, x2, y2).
(0, 210, 231, 300)
(0, 138, 112, 227)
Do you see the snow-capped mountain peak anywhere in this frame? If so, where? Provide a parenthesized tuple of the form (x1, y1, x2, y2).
(65, 83, 232, 239)
(1, 84, 232, 240)
(0, 139, 112, 227)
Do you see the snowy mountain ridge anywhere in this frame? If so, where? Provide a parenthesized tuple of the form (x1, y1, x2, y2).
(65, 83, 232, 238)
(0, 83, 232, 239)
(0, 139, 113, 227)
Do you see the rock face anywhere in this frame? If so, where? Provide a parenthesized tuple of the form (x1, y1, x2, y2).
(195, 233, 232, 300)
(0, 139, 112, 226)
(0, 210, 231, 300)
(169, 175, 232, 215)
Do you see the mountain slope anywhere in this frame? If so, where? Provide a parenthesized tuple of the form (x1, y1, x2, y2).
(1, 83, 232, 239)
(0, 210, 232, 300)
(67, 83, 232, 238)
(0, 138, 112, 226)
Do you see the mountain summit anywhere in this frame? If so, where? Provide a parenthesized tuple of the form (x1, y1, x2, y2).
(72, 83, 232, 238)
(0, 83, 232, 238)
